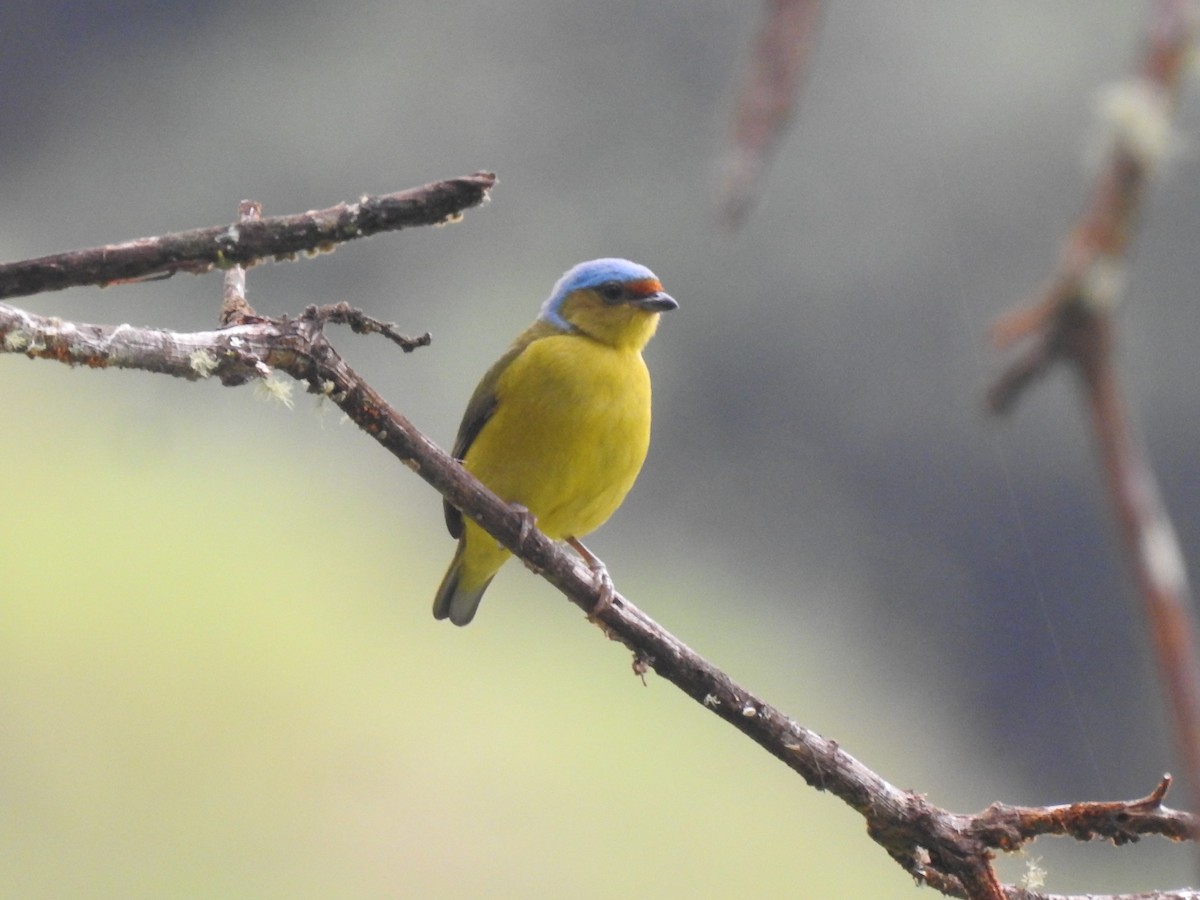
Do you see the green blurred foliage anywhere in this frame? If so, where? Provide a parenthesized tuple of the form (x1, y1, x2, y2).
(0, 364, 916, 897)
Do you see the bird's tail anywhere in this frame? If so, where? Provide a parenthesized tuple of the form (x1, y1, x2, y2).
(433, 541, 496, 627)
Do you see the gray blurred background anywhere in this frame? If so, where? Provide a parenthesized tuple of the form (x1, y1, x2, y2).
(2, 1, 1198, 896)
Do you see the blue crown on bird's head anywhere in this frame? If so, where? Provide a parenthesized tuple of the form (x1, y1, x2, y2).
(539, 258, 669, 332)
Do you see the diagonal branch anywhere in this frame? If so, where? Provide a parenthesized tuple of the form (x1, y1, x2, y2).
(2, 292, 1198, 900)
(0, 172, 496, 300)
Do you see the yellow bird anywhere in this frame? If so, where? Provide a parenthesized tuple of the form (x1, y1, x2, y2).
(433, 258, 677, 625)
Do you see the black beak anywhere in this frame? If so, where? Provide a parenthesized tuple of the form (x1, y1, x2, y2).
(632, 291, 678, 312)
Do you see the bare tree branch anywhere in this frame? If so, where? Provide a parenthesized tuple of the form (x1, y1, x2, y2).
(0, 172, 496, 300)
(3, 220, 1198, 897)
(987, 0, 1200, 828)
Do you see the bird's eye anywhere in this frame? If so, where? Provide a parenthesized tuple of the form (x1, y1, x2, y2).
(597, 282, 624, 304)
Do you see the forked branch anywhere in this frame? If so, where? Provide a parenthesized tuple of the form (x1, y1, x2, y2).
(987, 0, 1200, 828)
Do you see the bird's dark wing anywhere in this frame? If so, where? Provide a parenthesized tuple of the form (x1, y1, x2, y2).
(443, 334, 539, 538)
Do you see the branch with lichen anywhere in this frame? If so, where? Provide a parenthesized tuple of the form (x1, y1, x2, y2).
(987, 0, 1200, 829)
(3, 184, 1200, 900)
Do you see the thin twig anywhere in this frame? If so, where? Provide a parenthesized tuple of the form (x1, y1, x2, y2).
(973, 775, 1194, 849)
(305, 301, 432, 352)
(219, 200, 261, 326)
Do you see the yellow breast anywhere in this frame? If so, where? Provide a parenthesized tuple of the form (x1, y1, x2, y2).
(463, 331, 652, 540)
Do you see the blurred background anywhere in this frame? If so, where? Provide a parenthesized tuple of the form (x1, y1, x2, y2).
(2, 1, 1198, 896)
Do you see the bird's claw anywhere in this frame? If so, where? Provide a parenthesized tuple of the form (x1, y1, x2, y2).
(566, 537, 615, 619)
(511, 503, 537, 546)
(510, 504, 542, 574)
(590, 562, 616, 619)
